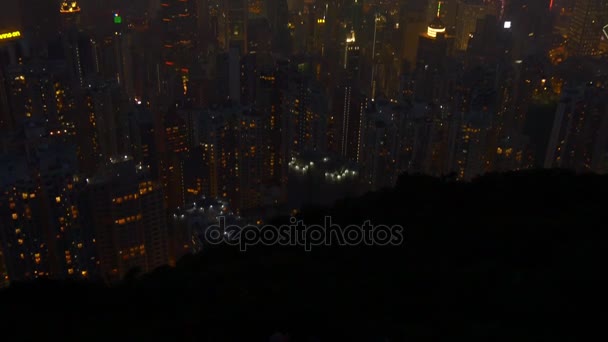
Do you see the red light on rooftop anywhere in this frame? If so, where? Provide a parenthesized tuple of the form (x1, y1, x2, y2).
(165, 61, 175, 66)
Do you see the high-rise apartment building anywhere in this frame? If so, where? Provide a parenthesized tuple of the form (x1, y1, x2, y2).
(81, 159, 169, 282)
(545, 83, 608, 172)
(0, 143, 97, 284)
(567, 0, 608, 56)
(76, 80, 132, 175)
(455, 0, 496, 51)
(286, 67, 328, 156)
(226, 0, 249, 55)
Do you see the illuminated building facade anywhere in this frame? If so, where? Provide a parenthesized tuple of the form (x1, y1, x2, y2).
(169, 197, 242, 261)
(59, 1, 82, 28)
(158, 0, 199, 98)
(0, 154, 50, 282)
(60, 1, 81, 15)
(89, 18, 136, 100)
(312, 10, 328, 57)
(58, 2, 88, 88)
(234, 110, 268, 211)
(3, 62, 76, 131)
(286, 66, 328, 156)
(544, 84, 608, 172)
(360, 99, 403, 189)
(127, 105, 159, 178)
(343, 30, 360, 80)
(81, 81, 131, 172)
(287, 152, 361, 210)
(567, 0, 608, 56)
(200, 102, 286, 216)
(237, 52, 288, 206)
(0, 144, 97, 284)
(331, 83, 367, 163)
(81, 159, 169, 282)
(452, 111, 494, 180)
(255, 55, 288, 191)
(160, 115, 189, 210)
(226, 0, 249, 55)
(328, 30, 367, 163)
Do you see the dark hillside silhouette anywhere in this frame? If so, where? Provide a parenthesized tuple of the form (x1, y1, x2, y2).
(1, 170, 607, 341)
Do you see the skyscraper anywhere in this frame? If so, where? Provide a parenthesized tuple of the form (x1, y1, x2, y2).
(455, 0, 496, 51)
(331, 84, 367, 163)
(3, 63, 67, 126)
(0, 143, 96, 284)
(286, 60, 328, 156)
(265, 0, 290, 55)
(59, 1, 82, 28)
(414, 5, 454, 104)
(157, 0, 199, 99)
(226, 0, 248, 55)
(77, 80, 131, 174)
(399, 0, 432, 71)
(59, 1, 87, 88)
(343, 30, 360, 80)
(81, 159, 169, 282)
(544, 83, 608, 172)
(567, 0, 608, 56)
(360, 99, 402, 189)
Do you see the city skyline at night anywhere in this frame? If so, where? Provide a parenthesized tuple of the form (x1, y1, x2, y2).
(0, 2, 607, 340)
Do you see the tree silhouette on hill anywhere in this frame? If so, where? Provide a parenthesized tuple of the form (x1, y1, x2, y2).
(1, 170, 606, 341)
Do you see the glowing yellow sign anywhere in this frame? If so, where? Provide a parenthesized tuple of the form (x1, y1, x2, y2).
(0, 31, 21, 41)
(603, 24, 608, 40)
(60, 1, 81, 14)
(427, 26, 446, 38)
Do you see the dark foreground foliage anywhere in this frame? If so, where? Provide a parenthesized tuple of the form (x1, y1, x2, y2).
(1, 170, 607, 341)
